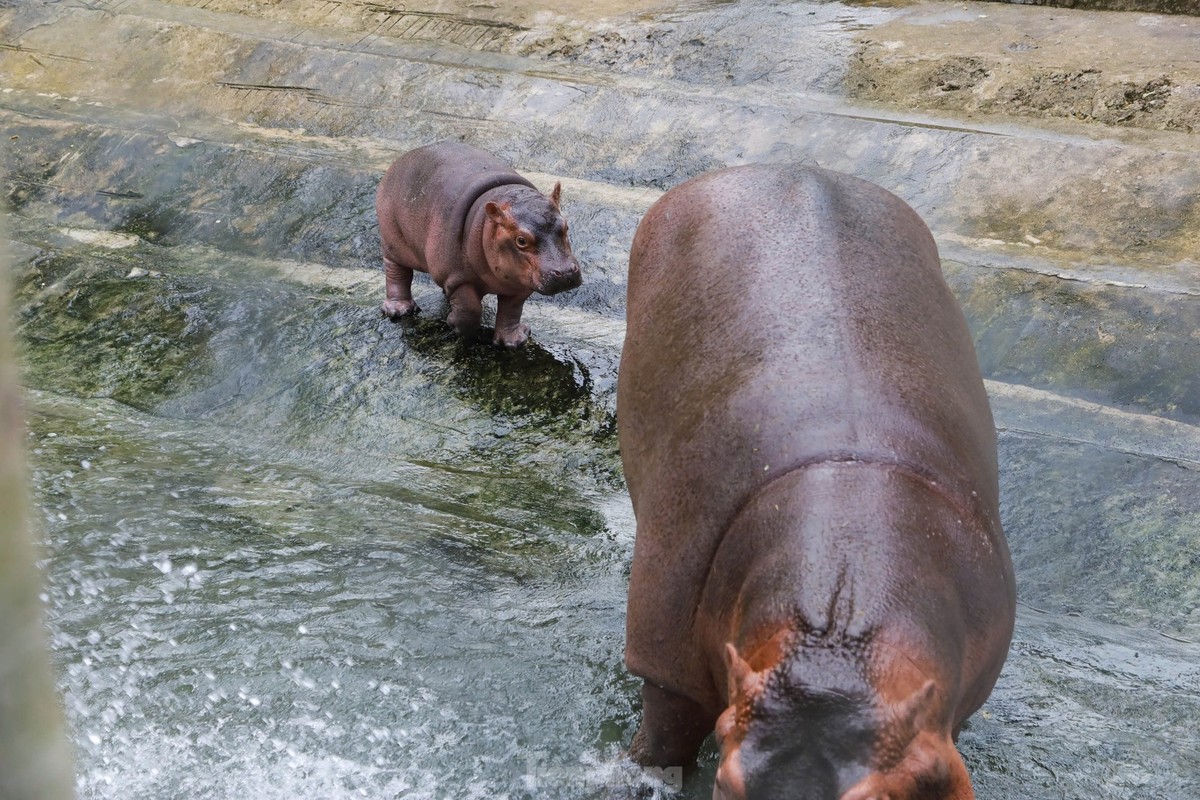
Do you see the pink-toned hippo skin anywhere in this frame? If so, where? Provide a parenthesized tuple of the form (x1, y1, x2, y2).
(375, 141, 581, 348)
(617, 164, 1016, 800)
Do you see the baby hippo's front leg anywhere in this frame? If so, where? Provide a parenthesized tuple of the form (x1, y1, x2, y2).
(494, 294, 531, 348)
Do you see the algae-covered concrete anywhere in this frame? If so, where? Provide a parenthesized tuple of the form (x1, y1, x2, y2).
(2, 0, 1199, 797)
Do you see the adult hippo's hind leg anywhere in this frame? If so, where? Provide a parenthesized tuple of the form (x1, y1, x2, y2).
(629, 681, 712, 770)
(381, 258, 420, 318)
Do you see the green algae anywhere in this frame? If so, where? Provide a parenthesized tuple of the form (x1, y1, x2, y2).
(11, 235, 621, 495)
(944, 262, 1200, 423)
(1000, 432, 1200, 635)
(13, 251, 215, 411)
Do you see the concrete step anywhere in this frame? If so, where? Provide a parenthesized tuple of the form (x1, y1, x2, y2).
(7, 96, 1197, 428)
(4, 0, 1199, 269)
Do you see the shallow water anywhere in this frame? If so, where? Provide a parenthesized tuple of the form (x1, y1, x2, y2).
(31, 390, 653, 800)
(15, 242, 1199, 799)
(17, 244, 658, 799)
(30, 386, 1200, 800)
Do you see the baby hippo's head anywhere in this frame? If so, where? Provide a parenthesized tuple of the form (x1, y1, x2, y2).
(483, 182, 583, 296)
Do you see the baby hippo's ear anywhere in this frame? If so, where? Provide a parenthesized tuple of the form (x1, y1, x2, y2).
(485, 201, 514, 227)
(839, 731, 974, 800)
(549, 181, 562, 208)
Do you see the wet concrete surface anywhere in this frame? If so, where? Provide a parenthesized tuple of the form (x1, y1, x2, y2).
(3, 0, 1199, 797)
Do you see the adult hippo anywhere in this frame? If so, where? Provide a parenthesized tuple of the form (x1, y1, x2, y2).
(617, 164, 1015, 799)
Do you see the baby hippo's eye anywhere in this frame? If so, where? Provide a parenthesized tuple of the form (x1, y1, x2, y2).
(516, 235, 529, 248)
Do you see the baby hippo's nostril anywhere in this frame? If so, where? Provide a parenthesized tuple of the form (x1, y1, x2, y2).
(554, 264, 582, 285)
(538, 259, 583, 295)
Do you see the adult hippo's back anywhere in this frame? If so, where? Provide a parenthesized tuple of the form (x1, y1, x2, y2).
(618, 164, 1015, 799)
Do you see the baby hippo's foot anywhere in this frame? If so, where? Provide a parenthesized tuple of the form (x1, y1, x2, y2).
(381, 299, 419, 318)
(493, 323, 531, 349)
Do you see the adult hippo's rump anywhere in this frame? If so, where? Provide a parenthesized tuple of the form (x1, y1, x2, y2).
(617, 165, 1016, 799)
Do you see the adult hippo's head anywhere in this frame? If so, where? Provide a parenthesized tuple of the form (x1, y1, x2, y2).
(482, 183, 582, 297)
(713, 643, 974, 800)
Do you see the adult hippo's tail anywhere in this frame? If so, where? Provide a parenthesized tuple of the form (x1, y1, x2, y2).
(617, 164, 1015, 800)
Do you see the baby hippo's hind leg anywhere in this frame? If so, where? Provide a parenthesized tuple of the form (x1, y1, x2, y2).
(381, 258, 420, 318)
(446, 284, 484, 340)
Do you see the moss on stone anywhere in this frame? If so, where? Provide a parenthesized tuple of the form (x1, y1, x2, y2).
(14, 253, 214, 410)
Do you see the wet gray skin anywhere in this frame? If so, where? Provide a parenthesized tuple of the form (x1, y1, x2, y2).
(4, 0, 1200, 798)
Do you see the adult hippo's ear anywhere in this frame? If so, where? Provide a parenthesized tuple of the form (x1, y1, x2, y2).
(724, 642, 767, 705)
(549, 181, 562, 209)
(715, 643, 767, 746)
(839, 678, 974, 800)
(838, 680, 974, 799)
(714, 643, 762, 800)
(838, 731, 974, 800)
(891, 679, 937, 739)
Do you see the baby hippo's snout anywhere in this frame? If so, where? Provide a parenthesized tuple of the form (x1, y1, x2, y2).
(539, 258, 583, 295)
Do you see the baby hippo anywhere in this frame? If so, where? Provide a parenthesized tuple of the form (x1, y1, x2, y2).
(376, 141, 582, 348)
